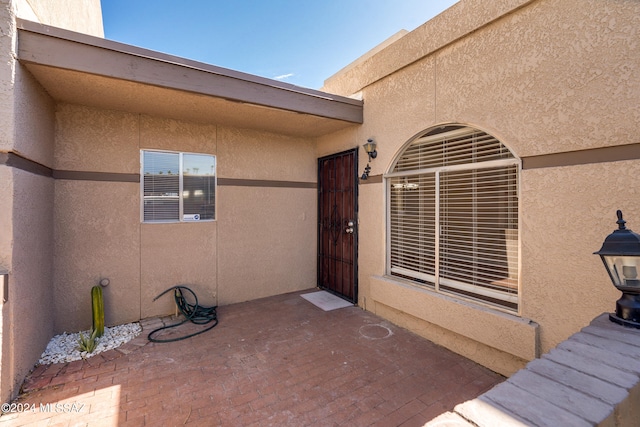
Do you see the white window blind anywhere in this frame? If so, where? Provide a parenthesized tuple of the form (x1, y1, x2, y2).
(387, 126, 519, 310)
(143, 151, 180, 222)
(142, 151, 216, 223)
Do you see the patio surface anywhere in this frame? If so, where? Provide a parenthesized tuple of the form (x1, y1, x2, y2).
(1, 290, 504, 426)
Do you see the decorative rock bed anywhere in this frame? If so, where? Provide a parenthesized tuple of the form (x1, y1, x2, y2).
(38, 322, 142, 365)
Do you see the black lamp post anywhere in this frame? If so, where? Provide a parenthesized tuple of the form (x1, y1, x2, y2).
(594, 210, 640, 328)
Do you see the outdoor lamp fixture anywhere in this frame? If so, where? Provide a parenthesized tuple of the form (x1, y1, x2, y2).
(361, 138, 378, 180)
(594, 210, 640, 328)
(363, 139, 377, 162)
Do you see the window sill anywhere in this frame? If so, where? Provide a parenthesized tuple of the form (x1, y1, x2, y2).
(370, 275, 538, 361)
(141, 220, 216, 224)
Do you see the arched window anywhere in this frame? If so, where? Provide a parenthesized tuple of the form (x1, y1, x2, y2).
(386, 125, 519, 310)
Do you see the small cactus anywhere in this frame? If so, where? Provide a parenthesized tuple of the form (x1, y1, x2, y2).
(91, 285, 104, 338)
(78, 329, 99, 353)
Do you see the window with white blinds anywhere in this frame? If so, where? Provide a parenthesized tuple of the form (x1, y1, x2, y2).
(142, 150, 216, 223)
(387, 126, 519, 310)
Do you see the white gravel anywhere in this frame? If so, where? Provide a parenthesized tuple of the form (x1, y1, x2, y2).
(38, 323, 142, 365)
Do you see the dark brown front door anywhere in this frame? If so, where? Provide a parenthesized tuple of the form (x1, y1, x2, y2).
(318, 148, 358, 303)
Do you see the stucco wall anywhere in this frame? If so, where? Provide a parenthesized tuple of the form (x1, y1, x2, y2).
(53, 104, 317, 333)
(520, 162, 637, 353)
(0, 166, 13, 404)
(0, 0, 56, 402)
(1, 0, 18, 405)
(0, 0, 14, 154)
(217, 126, 317, 305)
(5, 76, 55, 402)
(433, 0, 639, 156)
(53, 105, 138, 332)
(9, 169, 54, 400)
(14, 0, 103, 37)
(319, 0, 640, 375)
(54, 179, 141, 331)
(217, 186, 316, 304)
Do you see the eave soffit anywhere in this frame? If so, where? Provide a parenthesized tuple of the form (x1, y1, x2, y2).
(16, 19, 363, 138)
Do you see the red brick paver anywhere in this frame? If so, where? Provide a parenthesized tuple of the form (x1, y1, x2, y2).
(1, 290, 504, 426)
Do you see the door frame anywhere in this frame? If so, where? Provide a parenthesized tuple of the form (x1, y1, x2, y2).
(317, 147, 359, 303)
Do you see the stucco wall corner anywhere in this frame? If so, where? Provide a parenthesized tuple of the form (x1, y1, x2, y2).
(321, 0, 534, 97)
(18, 0, 103, 37)
(0, 166, 13, 404)
(0, 0, 16, 152)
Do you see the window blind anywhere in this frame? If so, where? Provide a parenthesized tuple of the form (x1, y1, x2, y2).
(390, 174, 436, 282)
(142, 151, 216, 223)
(388, 126, 519, 310)
(143, 151, 180, 222)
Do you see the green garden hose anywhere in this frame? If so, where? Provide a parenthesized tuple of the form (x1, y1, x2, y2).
(147, 286, 218, 343)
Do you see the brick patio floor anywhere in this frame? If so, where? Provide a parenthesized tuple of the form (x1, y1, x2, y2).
(1, 290, 504, 426)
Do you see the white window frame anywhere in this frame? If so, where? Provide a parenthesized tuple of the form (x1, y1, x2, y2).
(140, 149, 216, 223)
(385, 126, 520, 312)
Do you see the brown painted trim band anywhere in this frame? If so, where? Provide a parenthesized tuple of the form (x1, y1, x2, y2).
(359, 174, 383, 184)
(8, 144, 640, 183)
(1, 156, 316, 188)
(53, 170, 140, 182)
(0, 152, 317, 188)
(52, 172, 316, 188)
(218, 178, 316, 189)
(522, 144, 640, 170)
(45, 171, 315, 187)
(0, 152, 53, 177)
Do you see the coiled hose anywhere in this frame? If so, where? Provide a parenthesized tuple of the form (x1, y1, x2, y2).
(147, 286, 218, 343)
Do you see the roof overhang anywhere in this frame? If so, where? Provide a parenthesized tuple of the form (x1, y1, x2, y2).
(16, 19, 363, 138)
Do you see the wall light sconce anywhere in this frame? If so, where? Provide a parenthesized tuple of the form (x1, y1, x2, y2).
(363, 139, 377, 162)
(361, 138, 377, 180)
(594, 210, 640, 328)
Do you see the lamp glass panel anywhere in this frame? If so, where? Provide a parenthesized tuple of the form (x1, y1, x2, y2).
(602, 255, 640, 289)
(363, 142, 376, 154)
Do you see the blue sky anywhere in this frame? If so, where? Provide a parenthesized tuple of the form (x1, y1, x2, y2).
(101, 1, 458, 90)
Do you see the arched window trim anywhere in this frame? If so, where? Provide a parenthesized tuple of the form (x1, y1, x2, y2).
(384, 125, 521, 312)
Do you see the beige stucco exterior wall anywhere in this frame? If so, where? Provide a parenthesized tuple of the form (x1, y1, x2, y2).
(9, 168, 54, 397)
(14, 0, 103, 37)
(217, 185, 316, 305)
(53, 104, 317, 333)
(53, 105, 138, 331)
(217, 127, 317, 304)
(6, 65, 55, 404)
(0, 0, 14, 155)
(0, 0, 57, 403)
(320, 0, 640, 375)
(520, 162, 637, 352)
(0, 168, 12, 404)
(433, 0, 638, 155)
